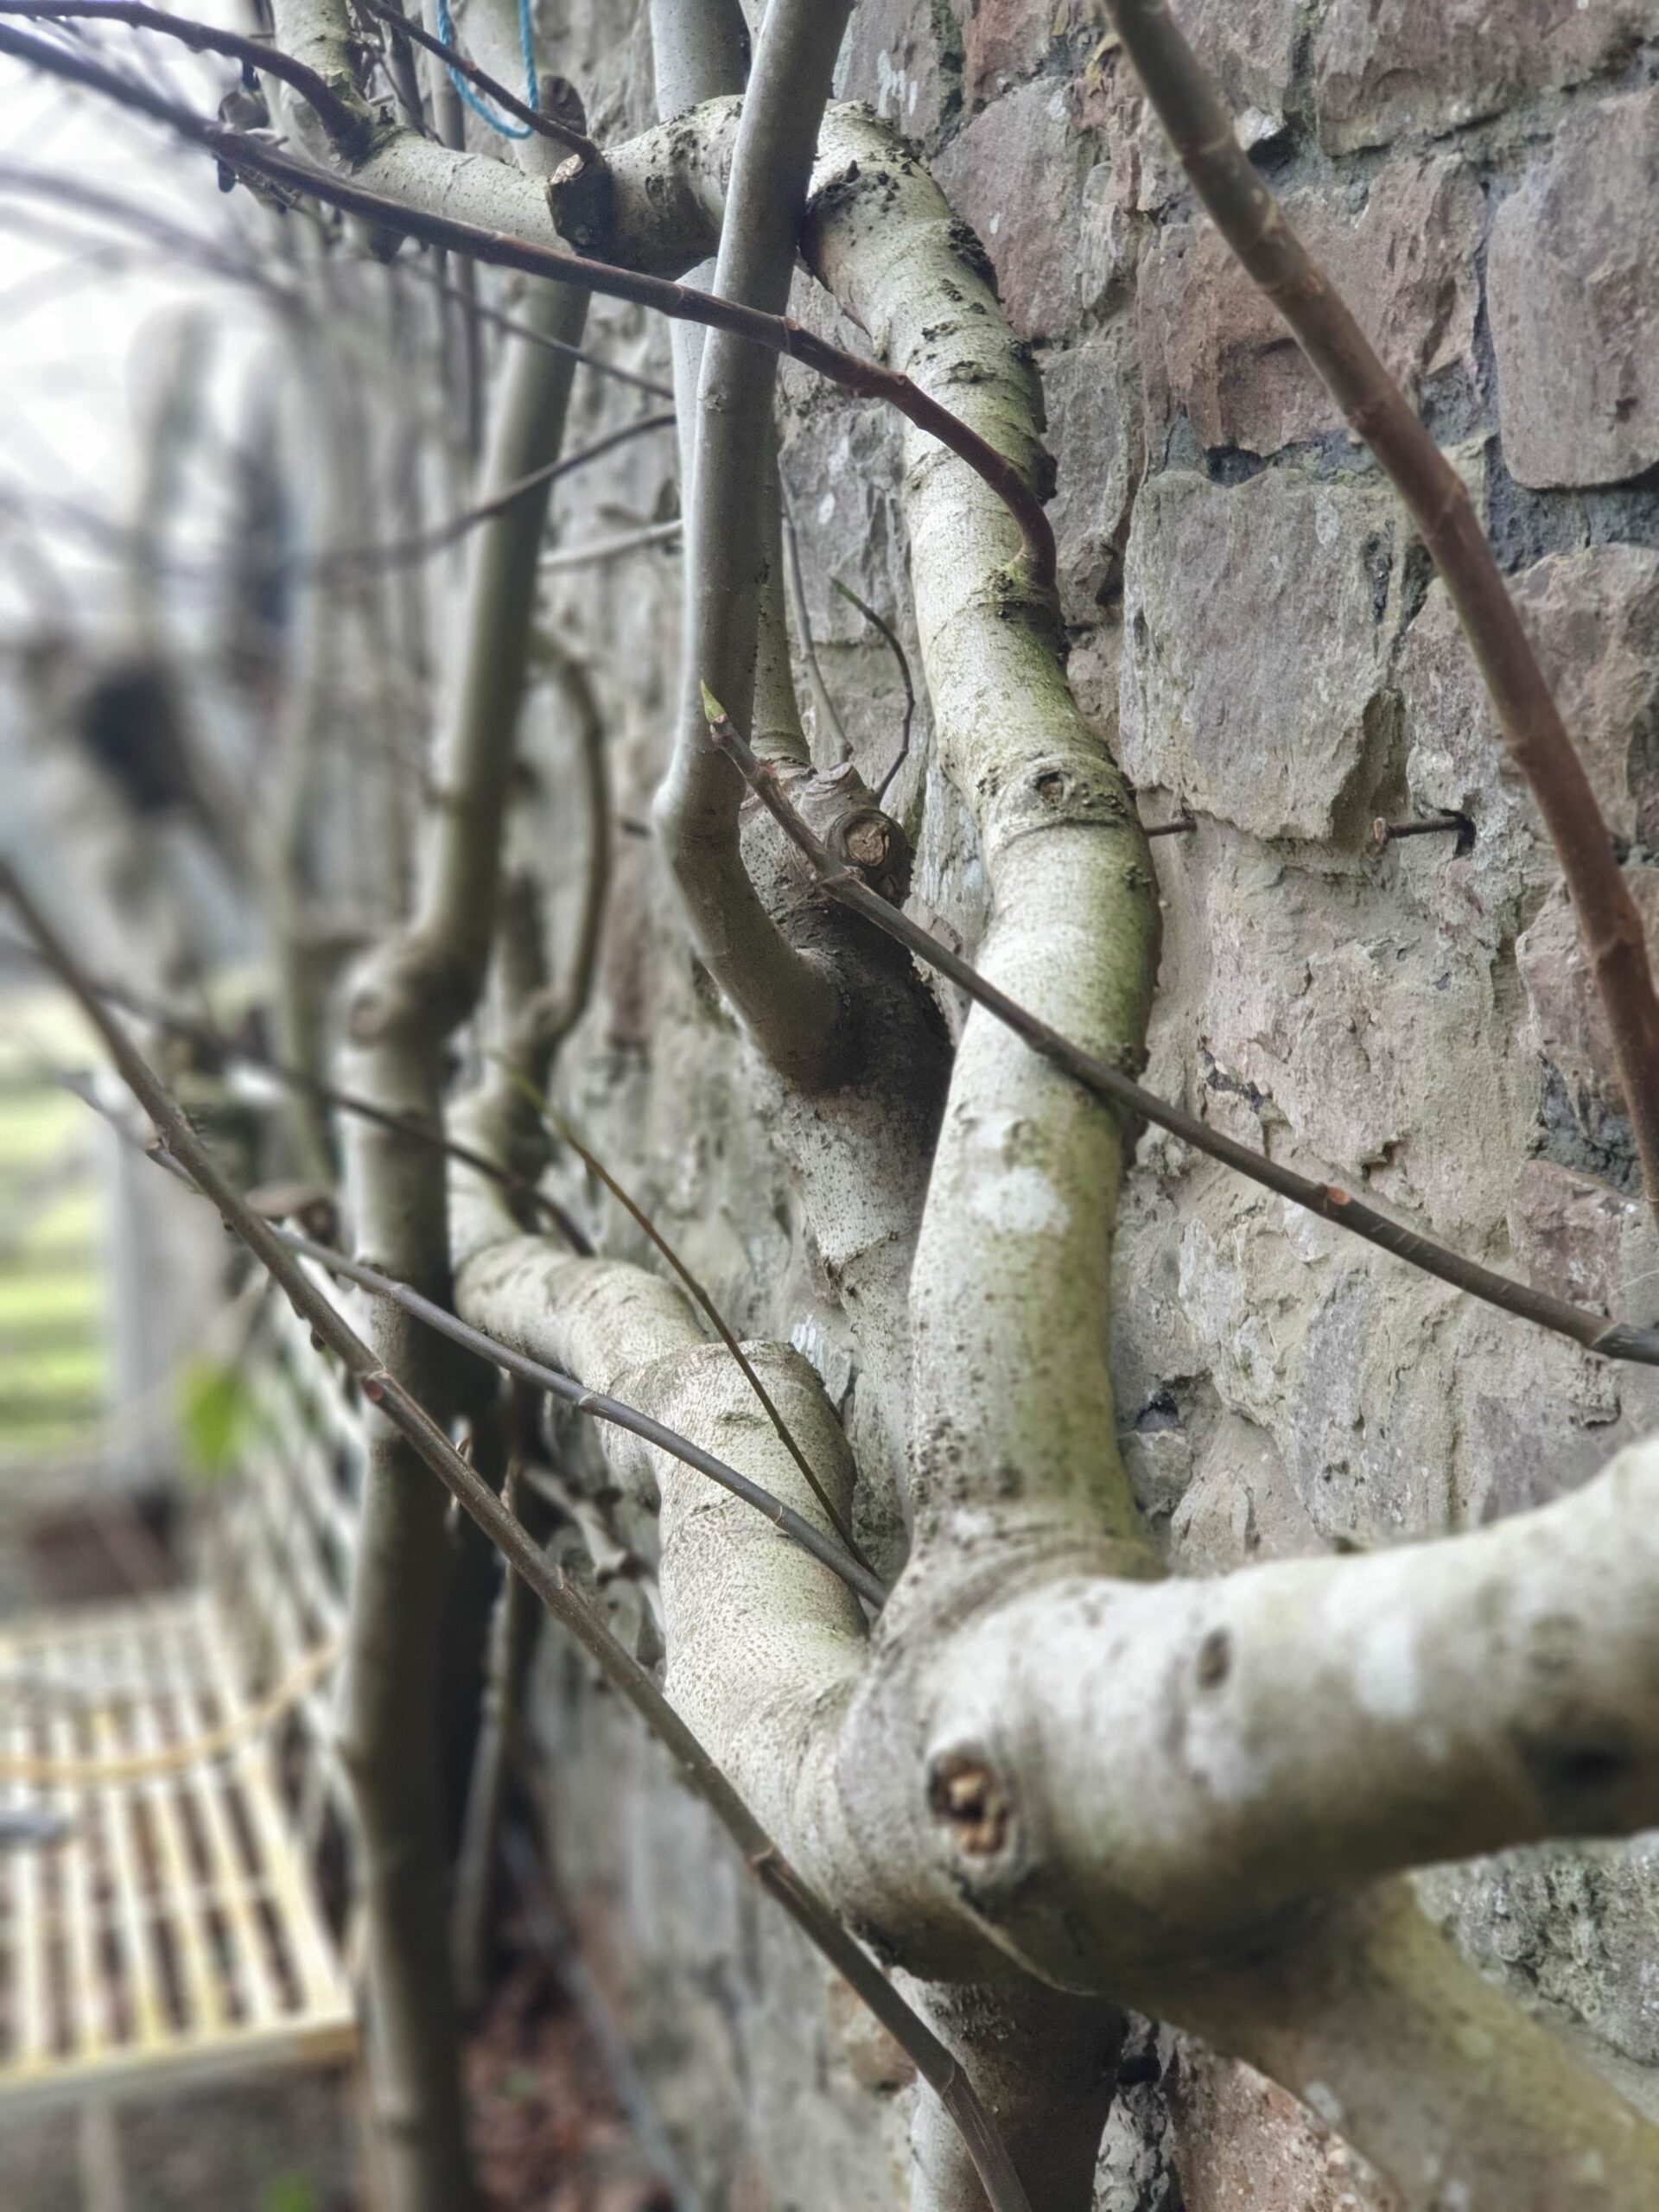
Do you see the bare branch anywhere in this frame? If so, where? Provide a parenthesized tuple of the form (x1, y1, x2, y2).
(282, 1219, 887, 1608)
(375, 250, 676, 400)
(86, 1078, 883, 1606)
(0, 23, 1056, 587)
(540, 516, 681, 569)
(0, 0, 369, 144)
(0, 932, 595, 1249)
(355, 0, 601, 167)
(652, 0, 860, 1084)
(2, 859, 1027, 2212)
(304, 410, 675, 575)
(1104, 0, 1659, 1223)
(779, 488, 852, 760)
(703, 694, 1659, 1371)
(830, 576, 915, 801)
(500, 1065, 874, 1567)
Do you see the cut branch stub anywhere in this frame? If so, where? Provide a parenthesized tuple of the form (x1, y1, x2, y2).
(928, 1750, 1014, 1862)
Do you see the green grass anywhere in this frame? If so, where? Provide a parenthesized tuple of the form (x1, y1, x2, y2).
(0, 992, 111, 1456)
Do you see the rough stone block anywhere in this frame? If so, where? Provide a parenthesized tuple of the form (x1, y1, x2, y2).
(1508, 1156, 1630, 1312)
(957, 0, 1052, 110)
(1517, 870, 1659, 1121)
(834, 0, 946, 144)
(1041, 327, 1141, 619)
(1120, 468, 1401, 841)
(1402, 548, 1659, 852)
(1137, 157, 1482, 455)
(1168, 2049, 1395, 2212)
(1079, 0, 1300, 264)
(1490, 86, 1659, 489)
(935, 80, 1095, 340)
(1313, 0, 1650, 154)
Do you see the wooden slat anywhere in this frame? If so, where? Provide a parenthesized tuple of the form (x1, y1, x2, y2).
(41, 1633, 111, 2068)
(116, 1612, 227, 2039)
(0, 1595, 357, 2112)
(148, 1610, 287, 2031)
(85, 1637, 170, 2056)
(219, 1474, 353, 1847)
(6, 1648, 51, 2073)
(187, 1595, 347, 2024)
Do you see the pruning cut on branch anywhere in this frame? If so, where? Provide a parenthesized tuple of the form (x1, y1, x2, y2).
(15, 0, 1659, 2199)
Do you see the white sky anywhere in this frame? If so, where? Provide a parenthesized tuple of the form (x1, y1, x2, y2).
(0, 14, 272, 635)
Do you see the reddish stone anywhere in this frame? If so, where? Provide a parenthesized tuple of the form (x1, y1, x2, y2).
(1400, 547, 1659, 849)
(934, 81, 1095, 340)
(1314, 0, 1649, 154)
(1490, 86, 1659, 489)
(1508, 1158, 1630, 1311)
(957, 0, 1052, 111)
(1168, 2047, 1400, 2212)
(1517, 872, 1659, 1115)
(1137, 157, 1483, 455)
(1074, 0, 1296, 250)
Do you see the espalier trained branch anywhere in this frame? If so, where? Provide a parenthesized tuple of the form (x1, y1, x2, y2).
(12, 0, 1659, 2198)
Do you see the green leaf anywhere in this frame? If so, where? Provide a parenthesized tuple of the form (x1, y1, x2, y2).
(262, 2177, 316, 2212)
(175, 1355, 254, 1482)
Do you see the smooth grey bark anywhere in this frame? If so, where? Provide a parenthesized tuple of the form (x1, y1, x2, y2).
(124, 2, 1659, 2196)
(448, 98, 1659, 2212)
(334, 257, 588, 2207)
(262, 3, 595, 2195)
(651, 0, 851, 1083)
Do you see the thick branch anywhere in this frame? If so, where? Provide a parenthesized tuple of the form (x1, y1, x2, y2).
(914, 1435, 1659, 1971)
(1185, 1883, 1659, 2212)
(3, 861, 1029, 2212)
(710, 715, 1659, 1371)
(652, 0, 855, 1084)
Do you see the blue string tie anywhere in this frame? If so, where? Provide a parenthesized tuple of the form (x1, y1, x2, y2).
(433, 0, 537, 138)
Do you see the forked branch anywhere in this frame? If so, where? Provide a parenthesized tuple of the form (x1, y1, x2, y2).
(0, 23, 1057, 588)
(704, 696, 1659, 1370)
(2, 861, 1023, 2212)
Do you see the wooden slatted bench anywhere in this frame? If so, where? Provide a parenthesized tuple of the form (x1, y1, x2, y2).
(0, 1284, 370, 2202)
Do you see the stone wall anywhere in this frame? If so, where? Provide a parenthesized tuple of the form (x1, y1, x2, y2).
(499, 0, 1659, 2201)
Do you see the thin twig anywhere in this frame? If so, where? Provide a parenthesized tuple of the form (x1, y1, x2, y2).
(355, 0, 601, 168)
(376, 250, 676, 401)
(1103, 0, 1659, 1221)
(499, 1064, 874, 1568)
(59, 1058, 880, 1606)
(779, 491, 851, 761)
(0, 0, 369, 144)
(303, 411, 676, 575)
(0, 933, 594, 1253)
(2, 866, 1028, 2212)
(282, 1223, 887, 1609)
(702, 692, 1659, 1372)
(830, 577, 915, 800)
(0, 24, 1056, 590)
(542, 517, 681, 570)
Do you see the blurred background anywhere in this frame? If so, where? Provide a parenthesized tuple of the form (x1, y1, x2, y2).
(0, 11, 688, 2204)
